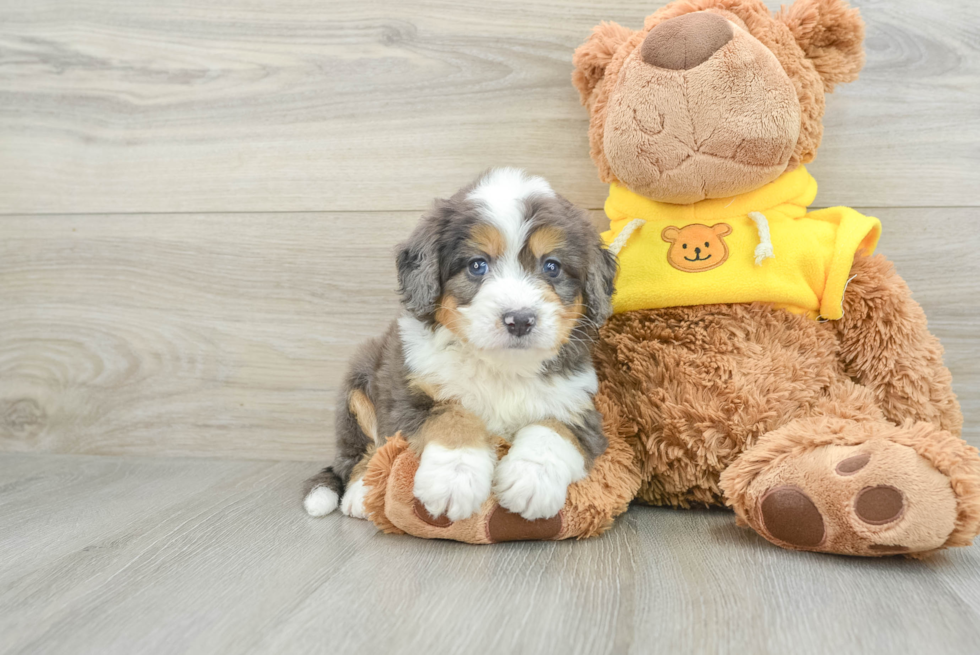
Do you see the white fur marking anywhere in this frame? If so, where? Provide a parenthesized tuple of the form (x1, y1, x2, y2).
(304, 486, 339, 517)
(340, 479, 370, 520)
(493, 424, 587, 520)
(413, 444, 496, 522)
(457, 274, 560, 352)
(468, 168, 555, 256)
(399, 315, 598, 436)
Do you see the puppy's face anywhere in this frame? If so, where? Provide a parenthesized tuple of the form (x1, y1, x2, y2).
(397, 169, 617, 356)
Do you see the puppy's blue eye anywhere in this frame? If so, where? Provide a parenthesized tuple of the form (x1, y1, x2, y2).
(469, 258, 488, 276)
(543, 259, 561, 278)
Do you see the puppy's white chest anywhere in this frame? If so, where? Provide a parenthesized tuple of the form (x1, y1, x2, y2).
(400, 318, 596, 436)
(435, 363, 594, 436)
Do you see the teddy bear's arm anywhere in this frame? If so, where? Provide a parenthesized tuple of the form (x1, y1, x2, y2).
(831, 254, 962, 434)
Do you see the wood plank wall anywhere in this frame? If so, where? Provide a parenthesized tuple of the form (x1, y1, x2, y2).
(1, 0, 977, 461)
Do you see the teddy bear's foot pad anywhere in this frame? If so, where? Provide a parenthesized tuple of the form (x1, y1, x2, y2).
(758, 486, 825, 548)
(749, 439, 957, 556)
(412, 498, 562, 542)
(486, 506, 562, 542)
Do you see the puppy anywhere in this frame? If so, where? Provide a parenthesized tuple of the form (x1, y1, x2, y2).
(303, 168, 618, 523)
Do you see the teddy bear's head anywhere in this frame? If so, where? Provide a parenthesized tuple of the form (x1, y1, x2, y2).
(573, 0, 865, 204)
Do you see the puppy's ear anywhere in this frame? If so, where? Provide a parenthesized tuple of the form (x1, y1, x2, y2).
(778, 0, 865, 91)
(572, 22, 635, 106)
(584, 239, 618, 326)
(396, 207, 442, 322)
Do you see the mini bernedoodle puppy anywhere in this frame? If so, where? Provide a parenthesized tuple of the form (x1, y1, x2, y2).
(304, 168, 618, 524)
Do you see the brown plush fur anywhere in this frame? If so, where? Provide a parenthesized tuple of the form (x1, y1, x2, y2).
(776, 0, 865, 90)
(362, 436, 407, 535)
(831, 255, 962, 434)
(601, 21, 802, 202)
(572, 0, 866, 199)
(572, 22, 635, 108)
(593, 298, 845, 508)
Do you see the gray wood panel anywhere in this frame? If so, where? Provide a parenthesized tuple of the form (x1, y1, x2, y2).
(1, 0, 978, 214)
(0, 211, 414, 461)
(1, 208, 977, 461)
(1, 452, 978, 655)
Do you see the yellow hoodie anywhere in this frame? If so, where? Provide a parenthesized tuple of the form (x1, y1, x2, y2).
(601, 166, 881, 320)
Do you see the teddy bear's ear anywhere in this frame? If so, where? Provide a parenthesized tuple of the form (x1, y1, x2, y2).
(661, 226, 679, 243)
(572, 21, 635, 105)
(712, 223, 733, 238)
(777, 0, 866, 91)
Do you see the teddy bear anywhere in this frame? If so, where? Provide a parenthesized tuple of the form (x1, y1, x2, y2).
(571, 0, 980, 556)
(349, 0, 980, 555)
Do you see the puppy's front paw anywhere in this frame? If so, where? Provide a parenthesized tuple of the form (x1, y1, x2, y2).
(494, 425, 587, 521)
(340, 478, 370, 520)
(413, 444, 496, 522)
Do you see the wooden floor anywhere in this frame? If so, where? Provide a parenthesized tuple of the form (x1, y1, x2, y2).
(2, 0, 980, 653)
(1, 453, 979, 655)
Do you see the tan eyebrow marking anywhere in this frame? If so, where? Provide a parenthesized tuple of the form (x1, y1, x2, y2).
(470, 223, 506, 259)
(528, 225, 566, 259)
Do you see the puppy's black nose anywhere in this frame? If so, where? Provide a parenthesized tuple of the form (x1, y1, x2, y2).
(503, 309, 536, 337)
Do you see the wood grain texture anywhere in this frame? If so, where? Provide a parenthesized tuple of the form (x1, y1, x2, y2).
(1, 208, 977, 461)
(1, 0, 978, 214)
(1, 452, 979, 655)
(0, 211, 414, 461)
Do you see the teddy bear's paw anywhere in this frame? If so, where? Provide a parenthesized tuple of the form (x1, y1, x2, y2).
(412, 444, 496, 522)
(748, 439, 958, 556)
(493, 427, 587, 521)
(340, 479, 370, 520)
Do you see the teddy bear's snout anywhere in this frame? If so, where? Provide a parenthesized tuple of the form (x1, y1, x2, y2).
(640, 11, 733, 71)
